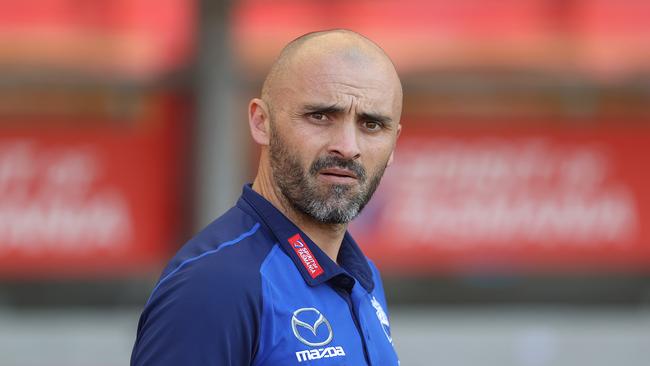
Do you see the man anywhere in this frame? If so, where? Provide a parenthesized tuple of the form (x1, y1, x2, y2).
(131, 29, 402, 365)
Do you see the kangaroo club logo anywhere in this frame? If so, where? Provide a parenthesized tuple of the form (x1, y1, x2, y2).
(371, 296, 393, 344)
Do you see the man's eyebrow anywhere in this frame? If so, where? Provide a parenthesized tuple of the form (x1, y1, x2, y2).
(358, 112, 393, 125)
(302, 103, 345, 114)
(302, 104, 393, 124)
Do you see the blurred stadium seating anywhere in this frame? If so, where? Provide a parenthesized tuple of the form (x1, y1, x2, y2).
(0, 1, 648, 365)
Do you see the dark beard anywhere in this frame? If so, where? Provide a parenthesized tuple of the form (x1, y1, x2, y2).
(269, 124, 386, 224)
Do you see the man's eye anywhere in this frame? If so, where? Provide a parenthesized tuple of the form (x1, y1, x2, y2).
(309, 113, 326, 121)
(364, 121, 382, 131)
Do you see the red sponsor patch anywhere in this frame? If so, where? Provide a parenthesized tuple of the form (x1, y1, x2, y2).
(288, 233, 324, 279)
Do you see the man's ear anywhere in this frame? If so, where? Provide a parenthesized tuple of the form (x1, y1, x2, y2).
(248, 98, 271, 146)
(387, 123, 402, 167)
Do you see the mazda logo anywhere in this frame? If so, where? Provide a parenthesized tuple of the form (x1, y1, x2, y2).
(291, 307, 333, 347)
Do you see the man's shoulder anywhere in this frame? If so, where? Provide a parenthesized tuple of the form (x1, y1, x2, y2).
(150, 205, 275, 303)
(133, 208, 271, 366)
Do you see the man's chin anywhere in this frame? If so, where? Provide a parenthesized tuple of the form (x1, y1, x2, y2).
(308, 205, 358, 224)
(316, 184, 360, 200)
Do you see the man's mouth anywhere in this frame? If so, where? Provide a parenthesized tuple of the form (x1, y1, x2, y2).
(319, 167, 358, 180)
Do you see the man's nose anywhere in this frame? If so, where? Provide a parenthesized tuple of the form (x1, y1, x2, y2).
(328, 121, 361, 160)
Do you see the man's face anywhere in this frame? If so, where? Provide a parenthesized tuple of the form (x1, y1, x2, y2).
(267, 54, 401, 224)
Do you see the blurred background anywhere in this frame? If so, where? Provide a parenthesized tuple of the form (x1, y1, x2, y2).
(1, 0, 649, 365)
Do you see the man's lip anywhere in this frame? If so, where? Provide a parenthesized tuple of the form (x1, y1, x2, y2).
(318, 168, 358, 179)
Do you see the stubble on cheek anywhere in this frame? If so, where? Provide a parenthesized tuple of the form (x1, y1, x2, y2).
(268, 120, 389, 224)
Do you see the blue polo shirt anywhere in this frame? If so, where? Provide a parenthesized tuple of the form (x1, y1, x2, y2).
(131, 184, 399, 365)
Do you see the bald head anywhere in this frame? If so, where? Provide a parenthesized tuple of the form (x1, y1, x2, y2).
(248, 30, 403, 225)
(261, 29, 402, 112)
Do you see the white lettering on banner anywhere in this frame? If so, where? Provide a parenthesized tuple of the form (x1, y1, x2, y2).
(0, 193, 132, 251)
(0, 140, 133, 252)
(295, 346, 345, 362)
(375, 138, 638, 246)
(391, 192, 636, 245)
(391, 139, 609, 192)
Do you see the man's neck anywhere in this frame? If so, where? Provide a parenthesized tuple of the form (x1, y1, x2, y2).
(252, 175, 347, 263)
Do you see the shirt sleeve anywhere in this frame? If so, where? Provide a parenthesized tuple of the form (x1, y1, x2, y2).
(131, 252, 262, 366)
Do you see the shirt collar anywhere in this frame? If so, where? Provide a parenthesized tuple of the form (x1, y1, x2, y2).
(237, 184, 374, 292)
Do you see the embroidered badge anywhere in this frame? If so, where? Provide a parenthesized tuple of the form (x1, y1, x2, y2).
(288, 233, 324, 279)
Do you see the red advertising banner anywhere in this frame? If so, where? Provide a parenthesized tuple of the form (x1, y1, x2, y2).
(232, 0, 650, 78)
(351, 123, 650, 274)
(0, 0, 196, 78)
(0, 96, 189, 278)
(233, 0, 557, 73)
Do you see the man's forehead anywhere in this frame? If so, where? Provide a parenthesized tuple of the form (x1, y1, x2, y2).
(303, 86, 391, 106)
(296, 77, 395, 108)
(303, 76, 390, 99)
(293, 64, 397, 102)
